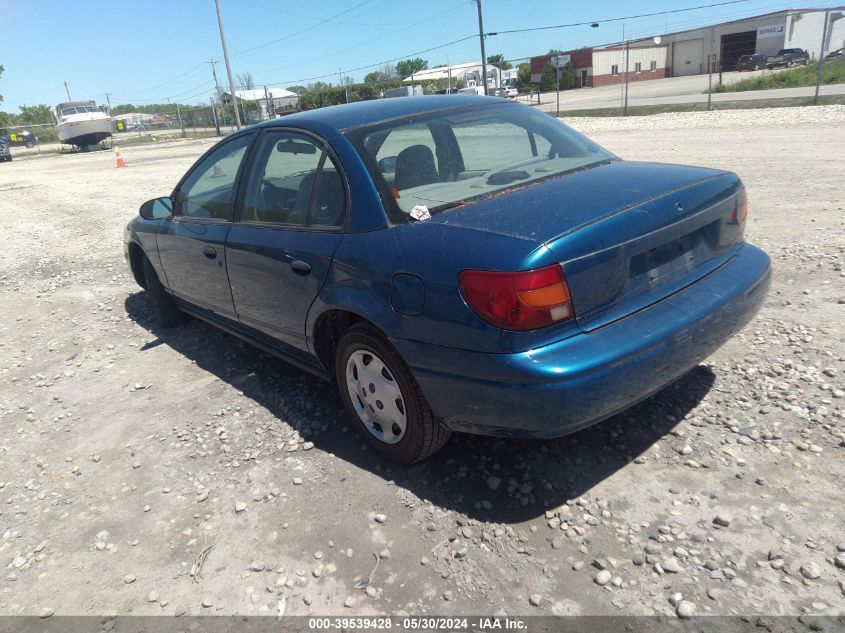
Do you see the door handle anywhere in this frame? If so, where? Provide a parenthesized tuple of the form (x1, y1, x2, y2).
(290, 259, 311, 274)
(203, 246, 217, 259)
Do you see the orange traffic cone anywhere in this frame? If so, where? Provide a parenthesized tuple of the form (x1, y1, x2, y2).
(211, 162, 223, 177)
(115, 148, 127, 168)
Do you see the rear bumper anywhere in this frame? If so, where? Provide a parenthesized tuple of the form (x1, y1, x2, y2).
(393, 244, 771, 438)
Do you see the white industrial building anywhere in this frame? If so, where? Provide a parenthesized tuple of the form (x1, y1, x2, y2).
(630, 7, 845, 75)
(402, 61, 505, 88)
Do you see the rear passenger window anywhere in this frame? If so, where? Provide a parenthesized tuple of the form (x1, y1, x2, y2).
(241, 131, 345, 227)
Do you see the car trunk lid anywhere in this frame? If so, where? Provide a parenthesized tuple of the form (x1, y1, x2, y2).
(434, 160, 746, 332)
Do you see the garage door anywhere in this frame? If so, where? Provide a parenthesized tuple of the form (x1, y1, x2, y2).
(672, 38, 704, 76)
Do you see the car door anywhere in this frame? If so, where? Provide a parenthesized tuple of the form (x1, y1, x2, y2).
(225, 129, 346, 352)
(156, 132, 255, 319)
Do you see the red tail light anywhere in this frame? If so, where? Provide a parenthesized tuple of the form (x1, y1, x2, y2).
(728, 189, 748, 226)
(459, 264, 575, 331)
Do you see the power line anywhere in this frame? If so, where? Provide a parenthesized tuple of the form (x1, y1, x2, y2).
(264, 34, 478, 87)
(250, 3, 470, 81)
(230, 0, 413, 28)
(233, 0, 377, 58)
(485, 0, 756, 37)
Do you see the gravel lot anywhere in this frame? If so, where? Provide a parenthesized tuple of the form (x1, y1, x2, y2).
(0, 106, 843, 620)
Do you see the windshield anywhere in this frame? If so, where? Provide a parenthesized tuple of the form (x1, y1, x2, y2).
(345, 102, 616, 223)
(61, 106, 101, 116)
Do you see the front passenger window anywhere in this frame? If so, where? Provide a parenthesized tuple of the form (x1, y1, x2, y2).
(174, 133, 253, 220)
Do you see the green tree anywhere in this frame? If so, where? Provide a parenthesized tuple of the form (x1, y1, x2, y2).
(487, 54, 512, 71)
(516, 63, 532, 92)
(19, 104, 53, 125)
(395, 57, 428, 79)
(560, 62, 575, 90)
(286, 85, 307, 94)
(539, 62, 556, 92)
(0, 64, 4, 103)
(363, 70, 390, 83)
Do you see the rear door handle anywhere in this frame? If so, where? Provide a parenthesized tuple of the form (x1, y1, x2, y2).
(290, 259, 311, 274)
(203, 245, 217, 259)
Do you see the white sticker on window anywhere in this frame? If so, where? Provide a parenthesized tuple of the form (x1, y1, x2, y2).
(410, 205, 431, 221)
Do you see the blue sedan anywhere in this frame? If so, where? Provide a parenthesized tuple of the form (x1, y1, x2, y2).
(123, 95, 771, 463)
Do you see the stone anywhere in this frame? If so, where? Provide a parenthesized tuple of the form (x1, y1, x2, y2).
(235, 502, 247, 513)
(661, 558, 682, 573)
(594, 570, 612, 586)
(374, 513, 387, 524)
(676, 601, 696, 618)
(713, 514, 732, 527)
(487, 476, 502, 491)
(529, 594, 542, 607)
(801, 562, 821, 579)
(38, 608, 54, 619)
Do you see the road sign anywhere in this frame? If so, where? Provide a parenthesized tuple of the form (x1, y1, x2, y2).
(551, 54, 571, 68)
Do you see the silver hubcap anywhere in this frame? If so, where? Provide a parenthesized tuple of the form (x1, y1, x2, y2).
(345, 349, 407, 444)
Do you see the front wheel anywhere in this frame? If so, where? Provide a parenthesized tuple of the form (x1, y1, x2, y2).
(335, 324, 450, 463)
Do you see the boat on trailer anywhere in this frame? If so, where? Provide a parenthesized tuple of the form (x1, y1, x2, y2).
(54, 101, 113, 148)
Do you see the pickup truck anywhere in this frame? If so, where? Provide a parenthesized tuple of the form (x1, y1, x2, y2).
(767, 48, 810, 68)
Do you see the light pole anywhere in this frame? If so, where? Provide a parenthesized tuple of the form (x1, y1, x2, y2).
(474, 0, 488, 95)
(214, 0, 241, 129)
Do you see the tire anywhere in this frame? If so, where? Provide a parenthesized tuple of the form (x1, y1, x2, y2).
(142, 255, 186, 327)
(335, 323, 450, 463)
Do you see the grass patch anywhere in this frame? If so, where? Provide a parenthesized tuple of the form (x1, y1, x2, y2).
(558, 94, 845, 117)
(713, 58, 845, 92)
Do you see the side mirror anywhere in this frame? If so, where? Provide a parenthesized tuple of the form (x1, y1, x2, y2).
(139, 196, 173, 220)
(377, 155, 398, 173)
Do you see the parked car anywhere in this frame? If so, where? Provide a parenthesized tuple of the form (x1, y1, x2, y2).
(0, 129, 38, 148)
(824, 48, 844, 60)
(495, 85, 518, 98)
(736, 53, 769, 71)
(0, 140, 11, 162)
(767, 48, 810, 68)
(124, 96, 771, 463)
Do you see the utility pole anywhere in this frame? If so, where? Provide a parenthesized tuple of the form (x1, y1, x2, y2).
(103, 92, 112, 116)
(474, 0, 488, 95)
(214, 0, 241, 129)
(64, 81, 72, 101)
(206, 59, 222, 99)
(210, 96, 221, 136)
(176, 103, 186, 138)
(264, 85, 273, 120)
(554, 57, 560, 117)
(623, 39, 630, 116)
(814, 9, 830, 105)
(706, 26, 715, 110)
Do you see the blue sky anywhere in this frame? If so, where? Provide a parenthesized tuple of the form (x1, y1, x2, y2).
(0, 0, 816, 109)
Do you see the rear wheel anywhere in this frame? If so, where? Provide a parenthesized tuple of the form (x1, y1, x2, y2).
(335, 323, 450, 463)
(142, 255, 186, 327)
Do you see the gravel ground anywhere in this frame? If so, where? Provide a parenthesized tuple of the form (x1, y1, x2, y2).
(0, 106, 843, 620)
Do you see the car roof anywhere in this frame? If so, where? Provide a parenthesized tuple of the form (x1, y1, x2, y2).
(254, 95, 506, 132)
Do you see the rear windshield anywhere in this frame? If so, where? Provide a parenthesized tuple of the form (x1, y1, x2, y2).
(345, 102, 616, 223)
